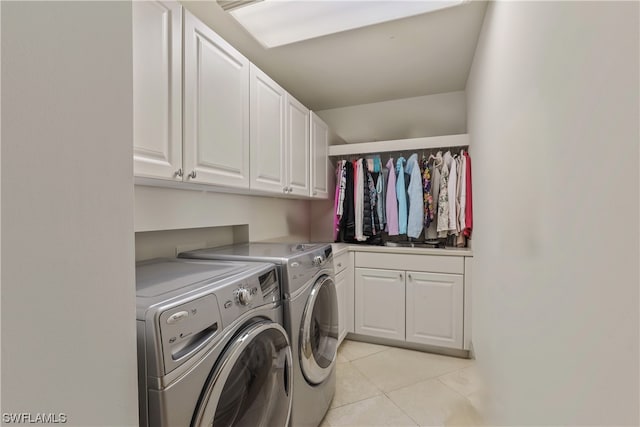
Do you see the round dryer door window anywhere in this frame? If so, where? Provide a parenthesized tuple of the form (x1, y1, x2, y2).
(299, 275, 339, 385)
(192, 322, 292, 427)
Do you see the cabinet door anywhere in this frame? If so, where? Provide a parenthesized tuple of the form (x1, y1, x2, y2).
(406, 271, 464, 349)
(345, 253, 355, 335)
(285, 94, 309, 196)
(310, 112, 329, 198)
(355, 268, 405, 340)
(133, 1, 182, 180)
(335, 269, 348, 345)
(183, 10, 250, 188)
(249, 64, 287, 194)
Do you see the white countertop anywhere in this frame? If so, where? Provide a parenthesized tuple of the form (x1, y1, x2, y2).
(332, 243, 472, 257)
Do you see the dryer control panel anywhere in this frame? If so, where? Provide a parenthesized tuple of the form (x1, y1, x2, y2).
(159, 294, 222, 374)
(216, 266, 279, 327)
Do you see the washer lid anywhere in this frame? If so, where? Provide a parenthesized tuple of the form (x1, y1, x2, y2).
(135, 258, 251, 298)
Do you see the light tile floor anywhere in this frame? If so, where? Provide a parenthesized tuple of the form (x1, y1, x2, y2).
(320, 340, 485, 427)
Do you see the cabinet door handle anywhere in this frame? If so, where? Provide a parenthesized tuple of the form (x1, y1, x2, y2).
(399, 273, 403, 280)
(287, 187, 293, 193)
(337, 263, 342, 268)
(175, 168, 183, 177)
(188, 170, 197, 179)
(408, 274, 412, 280)
(283, 187, 288, 193)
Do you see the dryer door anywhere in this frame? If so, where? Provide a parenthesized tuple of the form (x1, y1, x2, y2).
(299, 274, 339, 385)
(192, 321, 292, 427)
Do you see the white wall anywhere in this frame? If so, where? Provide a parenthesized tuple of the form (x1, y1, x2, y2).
(317, 91, 466, 143)
(135, 186, 311, 242)
(467, 2, 639, 425)
(1, 2, 138, 425)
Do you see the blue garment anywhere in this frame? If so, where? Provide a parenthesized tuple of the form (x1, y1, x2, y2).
(373, 156, 382, 173)
(405, 154, 425, 238)
(396, 157, 408, 235)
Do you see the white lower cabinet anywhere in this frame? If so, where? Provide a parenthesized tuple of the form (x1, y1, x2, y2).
(354, 265, 465, 350)
(354, 268, 405, 341)
(406, 271, 464, 349)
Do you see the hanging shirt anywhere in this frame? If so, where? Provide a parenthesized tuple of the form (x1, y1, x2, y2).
(354, 159, 365, 241)
(463, 152, 473, 238)
(333, 161, 342, 241)
(437, 152, 451, 238)
(421, 156, 434, 229)
(337, 161, 347, 217)
(385, 158, 399, 235)
(455, 156, 466, 247)
(341, 161, 355, 242)
(459, 153, 467, 234)
(426, 157, 441, 240)
(405, 154, 424, 239)
(380, 167, 389, 231)
(375, 171, 385, 232)
(373, 156, 382, 173)
(365, 169, 379, 237)
(396, 157, 408, 235)
(446, 152, 458, 235)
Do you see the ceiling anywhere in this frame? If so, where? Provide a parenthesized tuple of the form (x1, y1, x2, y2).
(181, 1, 488, 111)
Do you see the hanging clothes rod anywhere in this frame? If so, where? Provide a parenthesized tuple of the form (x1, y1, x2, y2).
(328, 133, 470, 157)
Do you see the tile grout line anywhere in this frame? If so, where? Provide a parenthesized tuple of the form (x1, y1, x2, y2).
(368, 363, 474, 395)
(382, 389, 421, 427)
(341, 347, 391, 363)
(329, 390, 384, 410)
(329, 360, 385, 410)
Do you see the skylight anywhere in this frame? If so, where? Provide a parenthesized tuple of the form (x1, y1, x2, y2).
(223, 0, 468, 48)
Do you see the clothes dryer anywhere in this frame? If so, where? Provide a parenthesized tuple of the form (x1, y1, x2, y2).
(180, 243, 338, 427)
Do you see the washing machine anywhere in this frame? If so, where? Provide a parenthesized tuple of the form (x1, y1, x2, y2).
(136, 258, 293, 427)
(180, 243, 338, 427)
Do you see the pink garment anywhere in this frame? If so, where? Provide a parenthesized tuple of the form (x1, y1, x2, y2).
(385, 158, 399, 235)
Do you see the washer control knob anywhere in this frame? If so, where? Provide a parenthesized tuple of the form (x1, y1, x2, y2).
(235, 288, 252, 306)
(313, 255, 324, 267)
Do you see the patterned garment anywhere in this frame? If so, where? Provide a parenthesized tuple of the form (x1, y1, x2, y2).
(436, 152, 450, 237)
(337, 161, 347, 216)
(367, 170, 378, 235)
(421, 156, 435, 228)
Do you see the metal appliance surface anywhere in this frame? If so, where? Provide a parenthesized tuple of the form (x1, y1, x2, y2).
(136, 258, 292, 427)
(180, 243, 338, 427)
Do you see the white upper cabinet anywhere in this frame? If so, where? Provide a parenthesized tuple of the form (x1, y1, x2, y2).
(133, 1, 182, 180)
(249, 65, 287, 194)
(310, 112, 329, 199)
(183, 10, 250, 188)
(134, 6, 331, 197)
(285, 95, 310, 197)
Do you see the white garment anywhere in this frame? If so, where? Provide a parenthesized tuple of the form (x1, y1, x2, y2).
(355, 159, 366, 242)
(459, 154, 467, 232)
(446, 152, 458, 235)
(427, 159, 440, 239)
